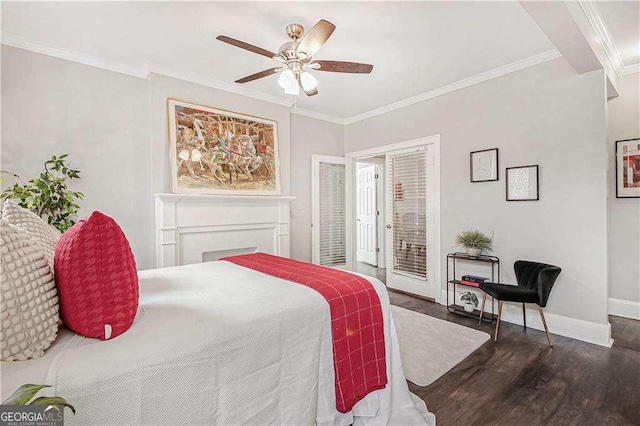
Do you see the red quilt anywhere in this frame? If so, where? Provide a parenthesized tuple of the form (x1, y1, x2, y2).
(221, 253, 387, 413)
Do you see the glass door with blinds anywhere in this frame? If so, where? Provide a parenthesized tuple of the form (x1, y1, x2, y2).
(385, 145, 436, 298)
(312, 155, 348, 267)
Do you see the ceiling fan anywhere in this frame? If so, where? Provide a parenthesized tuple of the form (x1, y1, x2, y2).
(217, 19, 373, 97)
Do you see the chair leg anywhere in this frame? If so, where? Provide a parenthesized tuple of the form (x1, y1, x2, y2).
(494, 301, 504, 342)
(478, 292, 488, 325)
(522, 303, 527, 331)
(537, 305, 553, 348)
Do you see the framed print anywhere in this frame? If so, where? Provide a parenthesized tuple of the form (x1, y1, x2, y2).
(506, 165, 539, 201)
(168, 98, 280, 195)
(470, 148, 499, 182)
(616, 138, 640, 198)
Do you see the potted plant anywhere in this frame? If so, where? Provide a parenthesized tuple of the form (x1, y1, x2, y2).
(460, 291, 479, 313)
(2, 384, 75, 414)
(1, 154, 84, 232)
(455, 229, 493, 257)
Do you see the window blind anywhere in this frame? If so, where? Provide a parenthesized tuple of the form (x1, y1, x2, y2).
(389, 150, 427, 279)
(318, 162, 346, 266)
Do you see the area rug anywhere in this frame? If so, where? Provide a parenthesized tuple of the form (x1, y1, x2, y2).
(391, 305, 490, 386)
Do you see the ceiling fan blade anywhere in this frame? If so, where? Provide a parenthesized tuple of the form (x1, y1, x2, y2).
(310, 60, 373, 74)
(296, 19, 336, 59)
(216, 35, 278, 59)
(297, 73, 318, 97)
(235, 68, 283, 84)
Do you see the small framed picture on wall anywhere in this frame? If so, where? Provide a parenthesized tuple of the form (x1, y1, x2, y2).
(506, 165, 539, 201)
(615, 138, 640, 198)
(470, 148, 499, 182)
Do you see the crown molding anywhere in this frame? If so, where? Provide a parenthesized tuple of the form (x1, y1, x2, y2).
(147, 63, 294, 107)
(578, 0, 639, 80)
(578, 1, 625, 75)
(1, 32, 150, 78)
(1, 32, 295, 108)
(290, 108, 345, 125)
(343, 49, 562, 125)
(620, 63, 640, 76)
(2, 32, 567, 126)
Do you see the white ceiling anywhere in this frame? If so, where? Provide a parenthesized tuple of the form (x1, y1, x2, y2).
(596, 1, 640, 67)
(1, 1, 556, 119)
(1, 2, 637, 120)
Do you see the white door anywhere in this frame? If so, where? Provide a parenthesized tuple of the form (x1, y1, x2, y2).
(356, 165, 378, 266)
(385, 145, 437, 298)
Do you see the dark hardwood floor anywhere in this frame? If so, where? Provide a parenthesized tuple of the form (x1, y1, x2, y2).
(389, 290, 640, 426)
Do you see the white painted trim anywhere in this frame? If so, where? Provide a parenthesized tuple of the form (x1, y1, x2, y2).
(575, 1, 639, 80)
(432, 139, 442, 304)
(620, 64, 640, 76)
(346, 135, 441, 300)
(1, 32, 295, 108)
(2, 32, 568, 126)
(154, 193, 292, 268)
(154, 193, 295, 202)
(290, 108, 345, 125)
(578, 1, 625, 75)
(376, 163, 386, 269)
(440, 289, 613, 347)
(608, 298, 640, 320)
(342, 49, 562, 125)
(150, 62, 294, 107)
(346, 135, 441, 159)
(1, 32, 150, 78)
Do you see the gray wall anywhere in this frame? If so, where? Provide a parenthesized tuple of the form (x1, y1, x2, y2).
(607, 73, 640, 303)
(290, 115, 344, 261)
(1, 46, 293, 270)
(344, 59, 609, 325)
(1, 46, 152, 268)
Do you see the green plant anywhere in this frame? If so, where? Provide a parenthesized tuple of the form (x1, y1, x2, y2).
(1, 154, 84, 232)
(460, 291, 479, 307)
(455, 229, 493, 252)
(1, 384, 75, 414)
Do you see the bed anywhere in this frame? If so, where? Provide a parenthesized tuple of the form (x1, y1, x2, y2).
(0, 259, 435, 425)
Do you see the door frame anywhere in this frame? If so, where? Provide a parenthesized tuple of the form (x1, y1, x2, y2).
(345, 135, 442, 301)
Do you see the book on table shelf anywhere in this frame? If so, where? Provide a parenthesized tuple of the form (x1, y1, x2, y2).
(460, 275, 489, 284)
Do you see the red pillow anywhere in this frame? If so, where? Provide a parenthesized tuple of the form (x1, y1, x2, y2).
(54, 211, 139, 340)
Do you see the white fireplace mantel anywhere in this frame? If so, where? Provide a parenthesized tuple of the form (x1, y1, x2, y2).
(155, 193, 294, 268)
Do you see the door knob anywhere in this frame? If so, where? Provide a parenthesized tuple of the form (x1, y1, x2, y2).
(386, 224, 392, 229)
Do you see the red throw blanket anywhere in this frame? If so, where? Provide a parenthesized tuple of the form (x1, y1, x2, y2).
(221, 253, 387, 413)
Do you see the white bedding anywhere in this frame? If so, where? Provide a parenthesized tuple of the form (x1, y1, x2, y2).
(1, 261, 435, 425)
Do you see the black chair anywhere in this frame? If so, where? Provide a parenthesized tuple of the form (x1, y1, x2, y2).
(479, 260, 561, 347)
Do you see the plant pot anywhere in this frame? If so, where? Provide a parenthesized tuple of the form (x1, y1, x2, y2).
(466, 247, 482, 257)
(463, 303, 475, 313)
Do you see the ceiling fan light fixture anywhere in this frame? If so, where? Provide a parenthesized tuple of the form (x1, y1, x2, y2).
(284, 84, 300, 95)
(300, 71, 318, 91)
(277, 68, 297, 90)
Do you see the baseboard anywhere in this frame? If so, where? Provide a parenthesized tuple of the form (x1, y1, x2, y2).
(440, 289, 613, 348)
(608, 298, 640, 320)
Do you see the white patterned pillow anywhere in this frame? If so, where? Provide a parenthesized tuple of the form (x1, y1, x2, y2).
(1, 219, 59, 361)
(2, 200, 61, 273)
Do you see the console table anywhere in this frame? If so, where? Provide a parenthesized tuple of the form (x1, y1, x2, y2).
(446, 252, 500, 323)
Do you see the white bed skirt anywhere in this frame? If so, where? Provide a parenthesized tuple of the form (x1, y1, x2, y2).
(1, 261, 435, 425)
